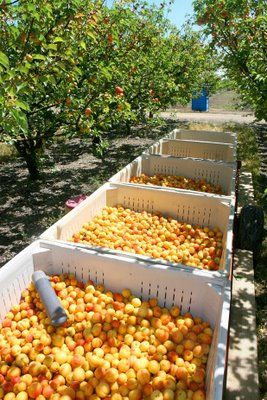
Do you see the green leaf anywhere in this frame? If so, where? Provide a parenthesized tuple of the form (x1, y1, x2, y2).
(10, 109, 29, 133)
(0, 52, 9, 69)
(87, 31, 97, 42)
(54, 37, 64, 43)
(32, 54, 46, 61)
(18, 63, 31, 74)
(15, 100, 30, 111)
(79, 41, 86, 50)
(47, 44, 58, 51)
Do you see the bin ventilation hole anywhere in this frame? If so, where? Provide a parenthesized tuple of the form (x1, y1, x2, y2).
(102, 272, 105, 284)
(141, 282, 144, 295)
(8, 291, 12, 305)
(208, 211, 211, 223)
(81, 268, 84, 281)
(17, 278, 22, 293)
(189, 291, 193, 304)
(172, 288, 176, 303)
(156, 285, 159, 298)
(22, 274, 27, 287)
(180, 290, 184, 304)
(148, 283, 151, 296)
(164, 287, 167, 307)
(13, 283, 18, 300)
(2, 296, 7, 310)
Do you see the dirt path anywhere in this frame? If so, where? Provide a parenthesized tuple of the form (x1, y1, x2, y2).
(161, 109, 256, 124)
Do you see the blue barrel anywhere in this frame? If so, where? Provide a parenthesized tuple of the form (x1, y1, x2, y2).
(192, 89, 209, 112)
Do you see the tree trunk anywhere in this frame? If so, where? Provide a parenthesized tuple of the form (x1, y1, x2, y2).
(14, 140, 41, 180)
(24, 152, 40, 180)
(126, 121, 131, 134)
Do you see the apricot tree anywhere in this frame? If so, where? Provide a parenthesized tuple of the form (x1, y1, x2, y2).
(0, 0, 219, 179)
(0, 0, 102, 178)
(193, 0, 267, 120)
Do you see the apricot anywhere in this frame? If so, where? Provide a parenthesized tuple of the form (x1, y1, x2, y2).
(176, 390, 187, 400)
(105, 367, 119, 383)
(151, 390, 164, 400)
(136, 369, 150, 385)
(28, 382, 42, 398)
(72, 367, 85, 382)
(70, 354, 84, 368)
(16, 393, 29, 400)
(4, 394, 16, 400)
(176, 367, 188, 380)
(42, 385, 54, 398)
(148, 360, 160, 375)
(95, 381, 110, 397)
(162, 388, 174, 400)
(193, 369, 205, 383)
(192, 390, 206, 400)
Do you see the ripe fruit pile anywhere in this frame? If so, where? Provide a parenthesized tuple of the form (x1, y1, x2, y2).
(0, 275, 212, 400)
(70, 206, 223, 270)
(129, 174, 223, 195)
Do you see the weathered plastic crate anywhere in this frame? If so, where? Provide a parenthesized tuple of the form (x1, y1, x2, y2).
(109, 153, 236, 199)
(146, 139, 236, 163)
(0, 240, 231, 400)
(166, 128, 237, 146)
(41, 183, 234, 278)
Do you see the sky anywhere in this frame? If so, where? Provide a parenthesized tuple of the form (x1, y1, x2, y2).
(105, 0, 195, 29)
(150, 0, 195, 28)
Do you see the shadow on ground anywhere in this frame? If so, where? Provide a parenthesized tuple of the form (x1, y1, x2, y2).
(0, 120, 183, 266)
(225, 248, 267, 400)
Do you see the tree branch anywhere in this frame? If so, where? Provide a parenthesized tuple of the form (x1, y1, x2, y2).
(21, 17, 35, 60)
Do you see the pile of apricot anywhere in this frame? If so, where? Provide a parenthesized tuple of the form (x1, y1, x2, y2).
(70, 206, 223, 270)
(0, 275, 211, 399)
(129, 174, 223, 195)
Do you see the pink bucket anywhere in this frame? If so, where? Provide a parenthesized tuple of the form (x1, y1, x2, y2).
(65, 195, 87, 212)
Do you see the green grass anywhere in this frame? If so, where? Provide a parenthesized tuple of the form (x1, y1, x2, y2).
(0, 142, 18, 162)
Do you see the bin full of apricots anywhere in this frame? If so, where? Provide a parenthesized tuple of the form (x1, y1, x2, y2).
(165, 129, 237, 147)
(109, 154, 236, 199)
(0, 240, 231, 400)
(145, 139, 236, 163)
(41, 184, 234, 278)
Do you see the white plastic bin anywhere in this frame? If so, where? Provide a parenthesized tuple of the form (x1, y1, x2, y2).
(109, 154, 236, 199)
(0, 240, 230, 400)
(166, 129, 237, 146)
(41, 183, 234, 278)
(146, 139, 236, 163)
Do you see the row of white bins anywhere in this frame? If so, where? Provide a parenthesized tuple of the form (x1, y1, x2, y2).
(0, 128, 237, 400)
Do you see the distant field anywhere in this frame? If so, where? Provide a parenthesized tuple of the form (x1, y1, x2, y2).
(174, 90, 252, 112)
(209, 90, 251, 111)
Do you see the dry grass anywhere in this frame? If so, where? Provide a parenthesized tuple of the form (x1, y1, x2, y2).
(0, 143, 17, 160)
(187, 122, 228, 131)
